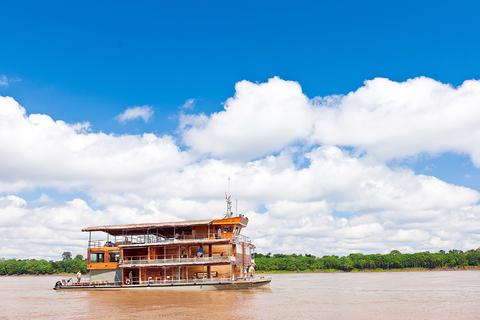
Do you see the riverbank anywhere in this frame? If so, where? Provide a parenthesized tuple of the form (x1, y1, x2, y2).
(0, 257, 87, 276)
(2, 267, 479, 277)
(254, 250, 480, 272)
(0, 273, 77, 277)
(257, 266, 480, 274)
(3, 249, 480, 276)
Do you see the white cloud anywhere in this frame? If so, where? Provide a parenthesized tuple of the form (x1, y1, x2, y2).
(2, 75, 480, 258)
(181, 77, 314, 160)
(311, 77, 480, 165)
(0, 75, 20, 88)
(0, 75, 8, 87)
(182, 76, 480, 165)
(181, 98, 196, 110)
(0, 97, 188, 193)
(116, 105, 154, 123)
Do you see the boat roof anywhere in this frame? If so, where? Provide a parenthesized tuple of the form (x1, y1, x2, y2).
(82, 219, 212, 235)
(81, 216, 248, 236)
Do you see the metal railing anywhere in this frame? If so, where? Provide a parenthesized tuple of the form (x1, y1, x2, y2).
(55, 275, 271, 288)
(115, 233, 219, 246)
(120, 255, 232, 266)
(136, 277, 233, 285)
(232, 234, 251, 245)
(88, 233, 252, 248)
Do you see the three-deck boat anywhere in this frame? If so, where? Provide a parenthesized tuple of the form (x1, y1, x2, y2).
(54, 203, 271, 290)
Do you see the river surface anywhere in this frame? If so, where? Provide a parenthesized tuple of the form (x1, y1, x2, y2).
(0, 271, 479, 320)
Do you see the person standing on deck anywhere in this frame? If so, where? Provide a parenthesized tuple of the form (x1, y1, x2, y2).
(128, 270, 133, 284)
(76, 271, 82, 283)
(248, 264, 255, 279)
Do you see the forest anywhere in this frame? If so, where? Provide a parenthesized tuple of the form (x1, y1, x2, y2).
(1, 249, 480, 275)
(0, 252, 87, 275)
(254, 249, 480, 272)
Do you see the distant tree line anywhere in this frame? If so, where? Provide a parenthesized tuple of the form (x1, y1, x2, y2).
(2, 249, 480, 275)
(0, 252, 87, 276)
(254, 249, 480, 272)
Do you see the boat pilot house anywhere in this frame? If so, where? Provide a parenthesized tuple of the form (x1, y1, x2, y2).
(82, 216, 255, 286)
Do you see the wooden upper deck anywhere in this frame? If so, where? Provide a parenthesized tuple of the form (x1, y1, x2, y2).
(82, 216, 248, 236)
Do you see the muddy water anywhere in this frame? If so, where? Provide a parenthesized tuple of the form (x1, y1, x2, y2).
(1, 271, 479, 320)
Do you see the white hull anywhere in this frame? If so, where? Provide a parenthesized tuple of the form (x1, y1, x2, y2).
(54, 277, 271, 291)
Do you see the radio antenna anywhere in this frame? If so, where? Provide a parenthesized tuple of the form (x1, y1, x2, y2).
(225, 177, 233, 218)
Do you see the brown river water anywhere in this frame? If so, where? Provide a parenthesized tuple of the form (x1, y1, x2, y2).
(0, 271, 479, 320)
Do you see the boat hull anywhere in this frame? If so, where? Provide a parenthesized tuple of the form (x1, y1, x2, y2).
(53, 278, 271, 291)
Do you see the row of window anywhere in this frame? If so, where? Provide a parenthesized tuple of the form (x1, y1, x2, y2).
(90, 251, 120, 263)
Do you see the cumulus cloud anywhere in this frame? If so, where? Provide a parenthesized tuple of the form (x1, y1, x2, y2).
(2, 75, 480, 258)
(181, 76, 480, 166)
(181, 77, 314, 160)
(0, 97, 188, 193)
(312, 77, 480, 165)
(116, 105, 154, 123)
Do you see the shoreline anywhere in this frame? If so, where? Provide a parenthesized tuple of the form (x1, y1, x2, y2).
(0, 273, 78, 277)
(2, 267, 479, 277)
(257, 266, 480, 274)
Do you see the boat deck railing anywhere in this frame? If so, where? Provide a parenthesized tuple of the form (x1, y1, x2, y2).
(118, 233, 214, 245)
(89, 232, 253, 248)
(136, 277, 233, 285)
(55, 275, 271, 289)
(120, 255, 233, 266)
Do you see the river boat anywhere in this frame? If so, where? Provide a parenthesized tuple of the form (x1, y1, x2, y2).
(54, 197, 271, 290)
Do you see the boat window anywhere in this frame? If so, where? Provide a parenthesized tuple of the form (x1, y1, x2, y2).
(109, 251, 120, 263)
(90, 252, 104, 263)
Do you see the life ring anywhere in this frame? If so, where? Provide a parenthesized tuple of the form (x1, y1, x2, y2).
(125, 278, 131, 285)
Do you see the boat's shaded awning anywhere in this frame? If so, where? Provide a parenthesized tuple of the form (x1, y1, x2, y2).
(82, 219, 212, 236)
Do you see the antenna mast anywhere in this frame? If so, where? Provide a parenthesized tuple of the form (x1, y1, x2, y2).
(225, 177, 233, 218)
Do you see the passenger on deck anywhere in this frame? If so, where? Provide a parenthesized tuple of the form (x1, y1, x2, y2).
(248, 265, 255, 279)
(76, 271, 82, 283)
(197, 245, 204, 258)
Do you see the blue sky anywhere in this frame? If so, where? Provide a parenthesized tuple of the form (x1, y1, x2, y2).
(2, 1, 480, 127)
(2, 0, 480, 187)
(1, 1, 480, 257)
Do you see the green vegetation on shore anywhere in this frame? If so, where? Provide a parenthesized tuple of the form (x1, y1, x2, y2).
(1, 249, 480, 275)
(0, 252, 87, 275)
(254, 249, 480, 272)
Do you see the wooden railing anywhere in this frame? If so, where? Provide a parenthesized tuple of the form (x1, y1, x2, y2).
(120, 255, 232, 266)
(89, 233, 252, 248)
